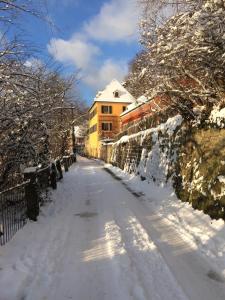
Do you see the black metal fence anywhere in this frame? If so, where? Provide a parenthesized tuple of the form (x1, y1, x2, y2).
(0, 181, 29, 245)
(0, 154, 76, 245)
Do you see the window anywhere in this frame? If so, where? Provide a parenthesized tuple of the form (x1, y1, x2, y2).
(89, 108, 97, 120)
(122, 106, 127, 112)
(101, 105, 112, 114)
(89, 124, 97, 134)
(114, 91, 119, 98)
(101, 122, 112, 131)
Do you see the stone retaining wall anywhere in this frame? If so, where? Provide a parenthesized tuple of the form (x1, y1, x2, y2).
(110, 114, 225, 220)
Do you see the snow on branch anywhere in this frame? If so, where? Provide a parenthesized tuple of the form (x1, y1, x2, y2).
(126, 0, 225, 120)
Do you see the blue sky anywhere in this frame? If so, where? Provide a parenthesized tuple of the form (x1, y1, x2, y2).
(22, 0, 141, 104)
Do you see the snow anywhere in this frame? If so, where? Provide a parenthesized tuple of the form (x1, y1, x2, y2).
(94, 79, 136, 104)
(137, 95, 148, 103)
(116, 114, 183, 146)
(0, 157, 187, 300)
(1, 157, 225, 300)
(121, 95, 148, 116)
(139, 68, 147, 77)
(139, 0, 225, 115)
(209, 106, 225, 127)
(120, 101, 141, 116)
(23, 167, 37, 174)
(106, 163, 225, 282)
(74, 126, 85, 138)
(114, 115, 183, 184)
(218, 176, 225, 184)
(158, 114, 183, 135)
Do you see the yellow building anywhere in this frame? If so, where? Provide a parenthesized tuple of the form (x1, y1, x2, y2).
(86, 79, 136, 158)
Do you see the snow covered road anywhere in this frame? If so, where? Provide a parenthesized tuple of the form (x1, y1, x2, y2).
(0, 157, 225, 300)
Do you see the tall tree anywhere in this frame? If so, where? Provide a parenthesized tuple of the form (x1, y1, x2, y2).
(0, 1, 87, 189)
(127, 0, 225, 118)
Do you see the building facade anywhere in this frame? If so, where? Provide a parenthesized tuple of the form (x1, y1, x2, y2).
(86, 79, 135, 158)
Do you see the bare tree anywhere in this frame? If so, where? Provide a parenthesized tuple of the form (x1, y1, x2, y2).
(0, 1, 88, 189)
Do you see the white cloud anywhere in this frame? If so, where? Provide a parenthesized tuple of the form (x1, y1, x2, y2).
(47, 36, 100, 69)
(47, 0, 140, 92)
(84, 0, 139, 42)
(47, 36, 127, 91)
(84, 60, 128, 90)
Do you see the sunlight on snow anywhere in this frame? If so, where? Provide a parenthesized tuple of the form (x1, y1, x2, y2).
(83, 221, 126, 262)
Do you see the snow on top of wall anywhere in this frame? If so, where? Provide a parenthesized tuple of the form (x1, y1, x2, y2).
(115, 114, 183, 145)
(94, 79, 136, 104)
(209, 106, 225, 127)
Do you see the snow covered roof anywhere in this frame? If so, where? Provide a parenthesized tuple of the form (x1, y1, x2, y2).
(137, 95, 148, 103)
(121, 95, 148, 116)
(93, 79, 136, 104)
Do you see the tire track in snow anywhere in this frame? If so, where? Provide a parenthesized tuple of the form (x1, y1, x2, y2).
(104, 220, 148, 300)
(103, 164, 225, 300)
(112, 213, 189, 300)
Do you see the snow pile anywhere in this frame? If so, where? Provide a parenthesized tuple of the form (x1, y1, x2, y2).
(1, 157, 225, 300)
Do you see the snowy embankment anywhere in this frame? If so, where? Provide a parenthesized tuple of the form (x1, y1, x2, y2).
(105, 163, 225, 278)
